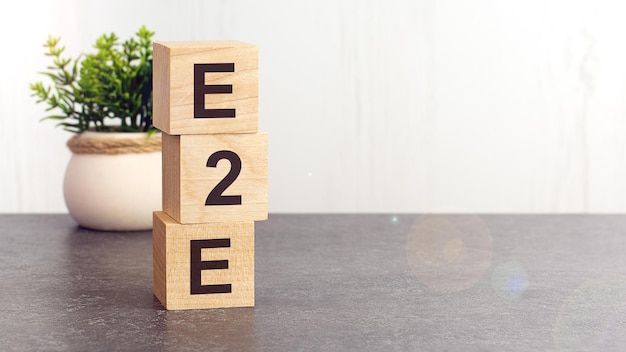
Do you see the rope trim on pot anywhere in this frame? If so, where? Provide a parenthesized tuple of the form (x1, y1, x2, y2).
(67, 134, 162, 154)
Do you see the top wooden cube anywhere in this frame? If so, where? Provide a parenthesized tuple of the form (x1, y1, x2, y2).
(153, 41, 258, 135)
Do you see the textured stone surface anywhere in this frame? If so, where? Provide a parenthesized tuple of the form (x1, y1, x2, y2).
(1, 214, 626, 351)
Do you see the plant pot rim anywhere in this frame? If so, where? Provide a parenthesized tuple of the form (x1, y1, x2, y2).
(76, 130, 161, 139)
(68, 131, 162, 155)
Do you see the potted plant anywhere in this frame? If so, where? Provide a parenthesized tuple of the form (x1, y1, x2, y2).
(30, 26, 161, 231)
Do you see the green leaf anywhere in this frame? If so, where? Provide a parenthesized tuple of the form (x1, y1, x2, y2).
(31, 26, 155, 134)
(41, 115, 68, 121)
(146, 128, 159, 138)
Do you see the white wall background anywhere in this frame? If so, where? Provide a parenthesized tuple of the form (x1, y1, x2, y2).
(2, 0, 626, 213)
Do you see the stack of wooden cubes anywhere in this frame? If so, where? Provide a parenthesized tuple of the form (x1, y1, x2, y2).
(151, 41, 267, 310)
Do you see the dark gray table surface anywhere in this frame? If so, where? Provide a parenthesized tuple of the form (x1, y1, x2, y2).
(1, 214, 626, 351)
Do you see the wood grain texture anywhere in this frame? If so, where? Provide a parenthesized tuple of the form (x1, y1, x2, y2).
(162, 133, 181, 221)
(153, 41, 258, 135)
(162, 131, 268, 224)
(153, 211, 254, 310)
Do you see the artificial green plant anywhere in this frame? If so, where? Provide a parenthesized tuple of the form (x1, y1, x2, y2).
(30, 25, 156, 133)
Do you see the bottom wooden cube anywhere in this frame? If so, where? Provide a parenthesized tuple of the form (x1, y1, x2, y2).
(153, 211, 254, 310)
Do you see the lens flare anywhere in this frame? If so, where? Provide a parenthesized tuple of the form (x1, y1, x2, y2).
(405, 215, 493, 293)
(554, 274, 626, 351)
(491, 261, 529, 300)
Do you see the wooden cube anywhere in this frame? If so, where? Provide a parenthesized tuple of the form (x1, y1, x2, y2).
(153, 41, 258, 135)
(162, 131, 267, 224)
(153, 211, 254, 310)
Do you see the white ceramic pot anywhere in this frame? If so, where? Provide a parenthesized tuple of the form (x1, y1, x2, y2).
(63, 132, 162, 231)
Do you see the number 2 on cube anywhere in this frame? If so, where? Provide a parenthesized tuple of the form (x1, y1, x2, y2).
(205, 150, 242, 206)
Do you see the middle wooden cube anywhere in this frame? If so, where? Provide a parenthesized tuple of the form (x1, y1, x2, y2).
(162, 132, 268, 224)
